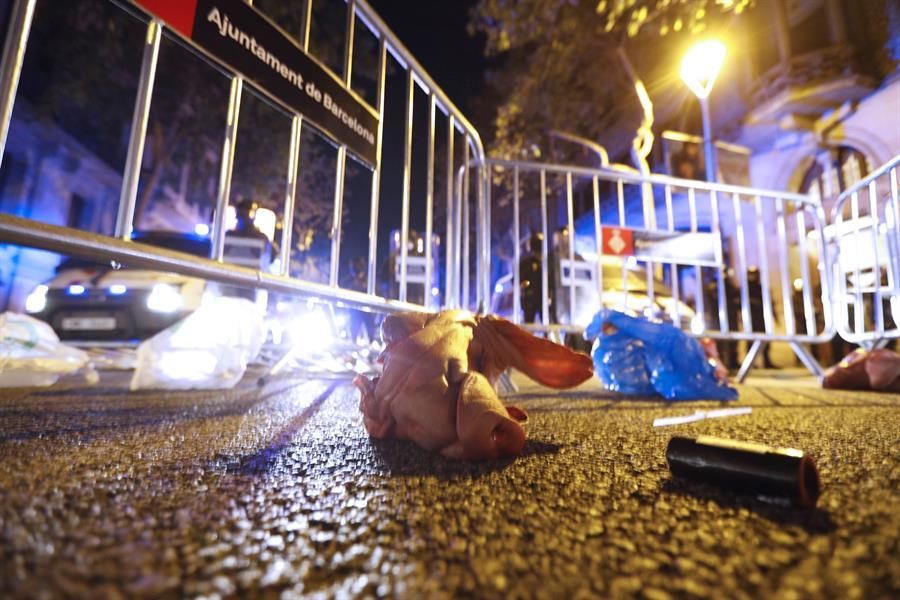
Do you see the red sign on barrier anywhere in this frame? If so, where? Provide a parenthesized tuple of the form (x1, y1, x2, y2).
(601, 226, 634, 256)
(134, 0, 198, 37)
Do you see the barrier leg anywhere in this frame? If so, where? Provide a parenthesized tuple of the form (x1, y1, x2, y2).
(789, 342, 824, 380)
(736, 340, 764, 383)
(498, 369, 518, 394)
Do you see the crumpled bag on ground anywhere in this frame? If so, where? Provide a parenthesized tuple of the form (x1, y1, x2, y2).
(584, 308, 738, 401)
(130, 297, 266, 390)
(0, 312, 90, 387)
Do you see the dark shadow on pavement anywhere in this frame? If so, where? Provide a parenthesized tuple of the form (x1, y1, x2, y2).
(661, 479, 837, 534)
(367, 437, 561, 479)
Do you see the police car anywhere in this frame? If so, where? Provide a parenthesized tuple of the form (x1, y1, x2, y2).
(24, 230, 269, 343)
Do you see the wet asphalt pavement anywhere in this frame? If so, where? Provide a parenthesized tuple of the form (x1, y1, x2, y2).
(1, 369, 899, 599)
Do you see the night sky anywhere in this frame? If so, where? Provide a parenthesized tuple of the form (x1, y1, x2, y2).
(366, 0, 487, 127)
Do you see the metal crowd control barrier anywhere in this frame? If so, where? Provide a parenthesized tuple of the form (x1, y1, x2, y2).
(830, 154, 900, 349)
(0, 0, 485, 316)
(469, 158, 835, 381)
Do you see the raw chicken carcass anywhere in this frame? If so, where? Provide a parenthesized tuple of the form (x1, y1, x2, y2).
(353, 310, 593, 460)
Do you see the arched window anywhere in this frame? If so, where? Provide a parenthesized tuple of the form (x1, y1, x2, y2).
(798, 145, 870, 214)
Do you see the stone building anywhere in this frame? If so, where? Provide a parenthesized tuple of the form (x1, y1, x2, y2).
(0, 101, 121, 311)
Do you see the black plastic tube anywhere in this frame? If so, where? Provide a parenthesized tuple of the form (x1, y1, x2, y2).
(666, 436, 821, 508)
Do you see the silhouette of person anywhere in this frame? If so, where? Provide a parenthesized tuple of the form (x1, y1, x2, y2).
(223, 199, 273, 301)
(519, 232, 546, 323)
(747, 266, 774, 368)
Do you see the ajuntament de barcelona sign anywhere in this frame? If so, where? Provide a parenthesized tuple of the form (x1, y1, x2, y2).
(132, 0, 379, 166)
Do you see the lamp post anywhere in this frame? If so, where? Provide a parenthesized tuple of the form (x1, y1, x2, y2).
(680, 40, 726, 183)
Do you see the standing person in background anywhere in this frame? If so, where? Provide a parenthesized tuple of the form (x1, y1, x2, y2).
(747, 266, 774, 368)
(519, 232, 547, 323)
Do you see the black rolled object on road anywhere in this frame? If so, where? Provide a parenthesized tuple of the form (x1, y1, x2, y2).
(666, 436, 821, 508)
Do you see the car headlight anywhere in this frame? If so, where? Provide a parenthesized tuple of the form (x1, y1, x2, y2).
(147, 284, 183, 313)
(25, 285, 48, 313)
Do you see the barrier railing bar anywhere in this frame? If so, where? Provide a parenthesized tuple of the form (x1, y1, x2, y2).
(211, 76, 244, 261)
(592, 175, 603, 310)
(890, 166, 900, 297)
(566, 171, 576, 324)
(0, 214, 425, 313)
(366, 37, 386, 296)
(327, 0, 356, 288)
(851, 189, 863, 336)
(755, 195, 775, 336)
(689, 186, 704, 325)
(663, 183, 683, 326)
(512, 165, 521, 324)
(444, 115, 455, 306)
(115, 18, 161, 240)
(616, 179, 626, 225)
(281, 0, 312, 279)
(424, 92, 436, 310)
(299, 0, 312, 52)
(616, 178, 628, 312)
(733, 192, 752, 333)
(711, 189, 728, 334)
(869, 179, 884, 333)
(329, 146, 347, 286)
(776, 198, 796, 336)
(480, 157, 489, 310)
(280, 116, 302, 277)
(398, 69, 414, 303)
(642, 180, 655, 308)
(0, 0, 36, 171)
(796, 209, 816, 335)
(540, 169, 550, 326)
(344, 0, 356, 84)
(482, 157, 812, 204)
(462, 143, 470, 309)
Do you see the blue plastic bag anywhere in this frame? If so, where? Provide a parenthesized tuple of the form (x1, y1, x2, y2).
(584, 309, 738, 401)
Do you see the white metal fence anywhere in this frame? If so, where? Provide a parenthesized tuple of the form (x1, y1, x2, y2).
(830, 154, 900, 349)
(0, 0, 484, 315)
(466, 158, 835, 380)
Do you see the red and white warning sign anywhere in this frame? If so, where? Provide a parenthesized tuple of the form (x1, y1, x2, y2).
(601, 226, 635, 256)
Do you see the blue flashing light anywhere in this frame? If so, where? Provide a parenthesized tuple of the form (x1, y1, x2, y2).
(67, 284, 86, 295)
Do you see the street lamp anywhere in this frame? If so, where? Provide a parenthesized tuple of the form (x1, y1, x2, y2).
(680, 40, 726, 183)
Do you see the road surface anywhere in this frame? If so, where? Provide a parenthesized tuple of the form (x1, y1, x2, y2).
(1, 369, 898, 598)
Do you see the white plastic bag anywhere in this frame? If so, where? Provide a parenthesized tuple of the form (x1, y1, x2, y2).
(0, 312, 90, 387)
(130, 297, 266, 390)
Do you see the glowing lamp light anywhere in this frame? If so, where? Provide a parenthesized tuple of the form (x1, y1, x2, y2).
(680, 40, 726, 100)
(109, 284, 128, 295)
(194, 223, 211, 236)
(67, 284, 86, 295)
(25, 285, 48, 313)
(146, 284, 183, 313)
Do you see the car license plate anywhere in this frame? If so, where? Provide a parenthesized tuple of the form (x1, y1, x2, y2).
(61, 316, 117, 331)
